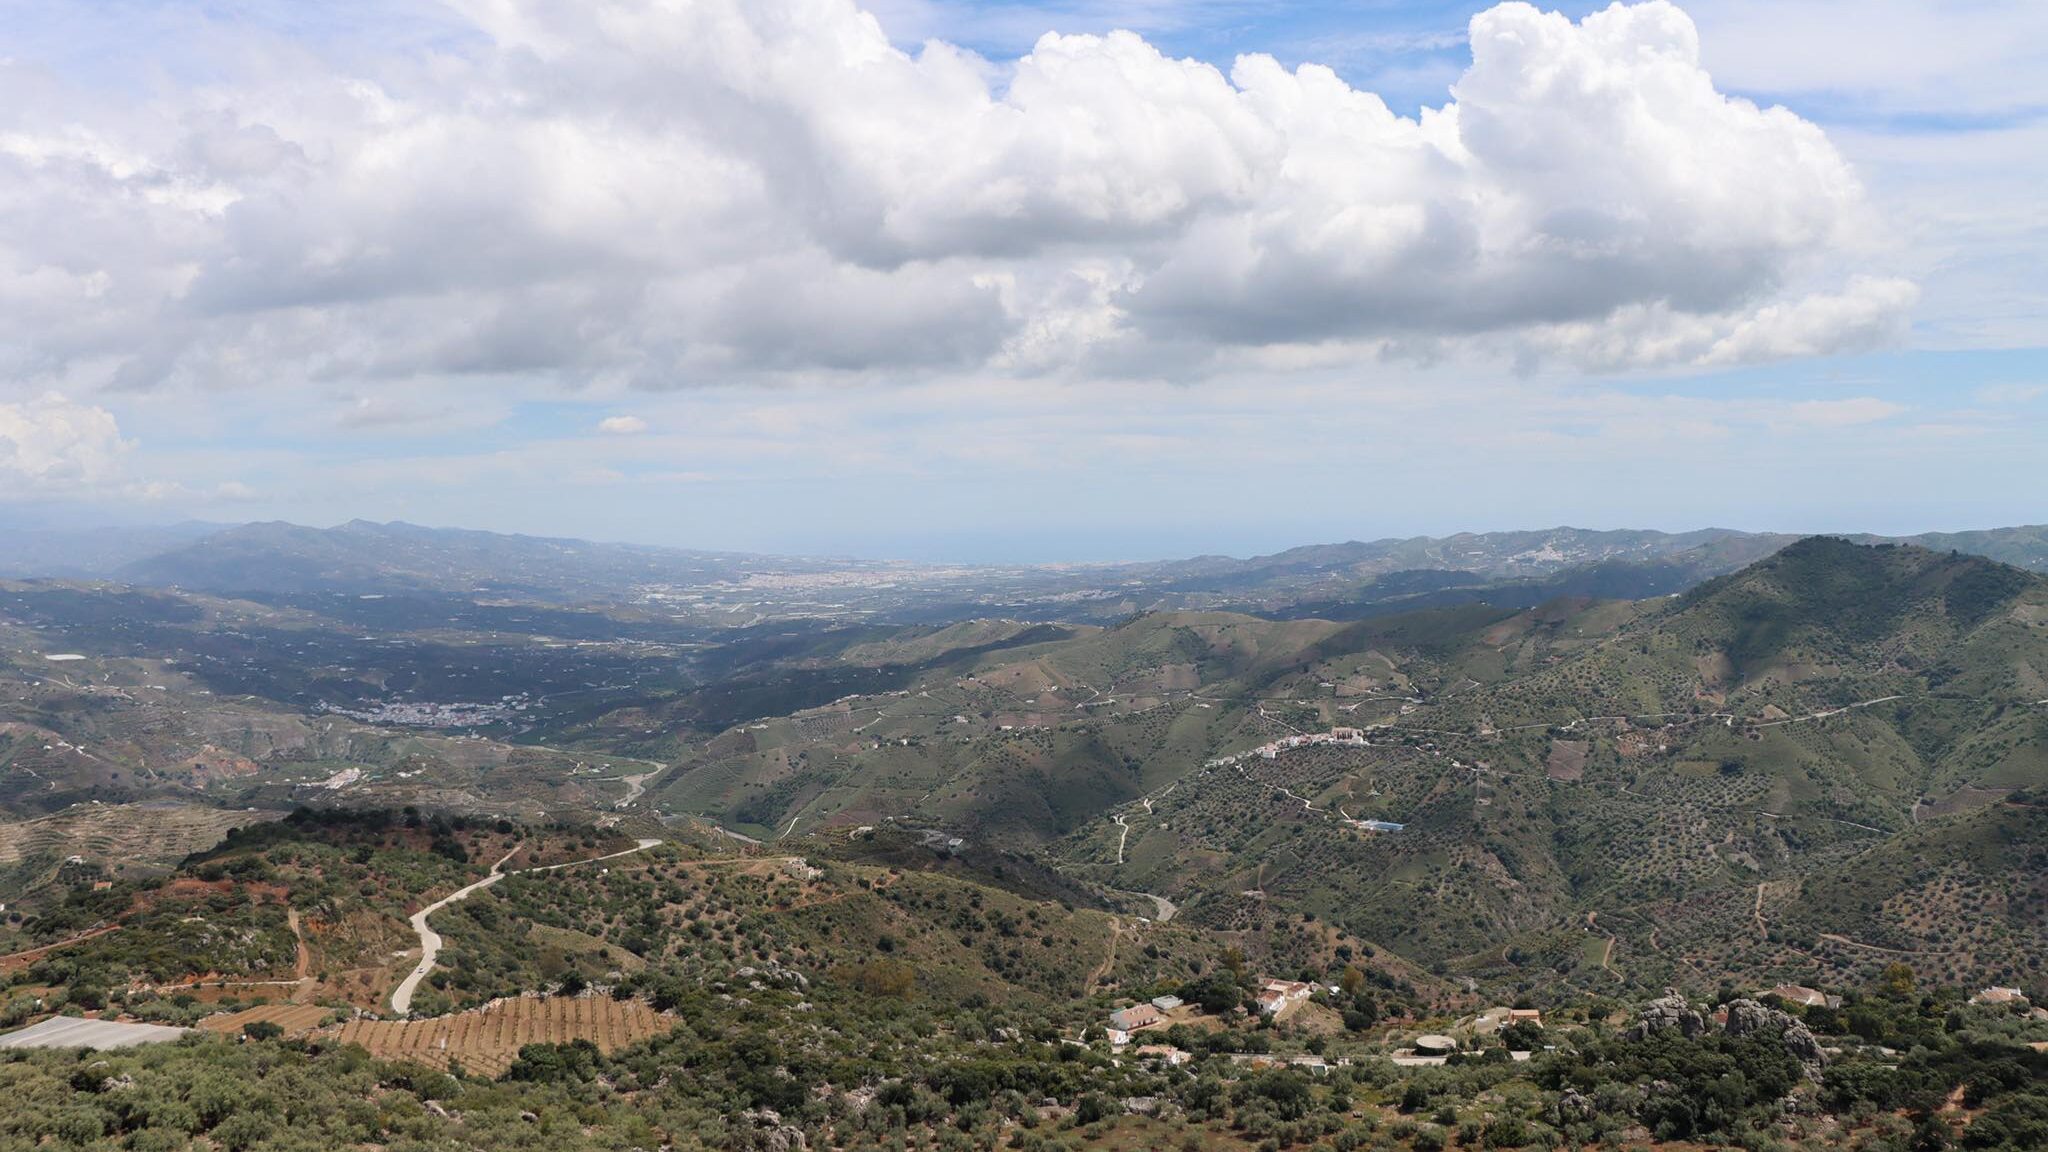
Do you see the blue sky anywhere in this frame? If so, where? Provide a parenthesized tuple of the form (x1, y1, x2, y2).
(0, 0, 2043, 561)
(873, 0, 1577, 110)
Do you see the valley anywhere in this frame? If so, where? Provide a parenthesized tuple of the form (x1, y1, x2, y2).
(1, 522, 2045, 1151)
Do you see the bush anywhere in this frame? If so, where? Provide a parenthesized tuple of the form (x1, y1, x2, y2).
(1483, 1115, 1530, 1148)
(211, 1112, 279, 1152)
(853, 960, 916, 999)
(1963, 1093, 2048, 1150)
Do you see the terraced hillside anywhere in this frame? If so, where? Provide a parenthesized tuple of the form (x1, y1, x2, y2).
(0, 804, 280, 900)
(1052, 541, 2048, 1001)
(3, 537, 2044, 1013)
(642, 611, 1422, 840)
(626, 541, 2047, 1004)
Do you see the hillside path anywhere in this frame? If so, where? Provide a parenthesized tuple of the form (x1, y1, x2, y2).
(1087, 916, 1123, 990)
(390, 838, 660, 1014)
(286, 908, 314, 1003)
(0, 925, 120, 970)
(1816, 932, 1966, 958)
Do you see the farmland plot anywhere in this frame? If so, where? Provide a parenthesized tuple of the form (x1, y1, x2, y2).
(199, 1003, 332, 1037)
(332, 994, 671, 1076)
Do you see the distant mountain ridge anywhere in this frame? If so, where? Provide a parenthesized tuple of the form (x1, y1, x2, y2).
(20, 518, 2048, 612)
(1849, 524, 2048, 571)
(115, 519, 828, 599)
(0, 521, 225, 580)
(1132, 526, 1780, 584)
(1130, 524, 2048, 586)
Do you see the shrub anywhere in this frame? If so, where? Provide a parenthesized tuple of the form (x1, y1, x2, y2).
(1483, 1115, 1530, 1148)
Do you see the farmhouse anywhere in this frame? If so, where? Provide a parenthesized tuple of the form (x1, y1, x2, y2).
(1971, 986, 2029, 1006)
(1149, 994, 1184, 1012)
(1108, 1003, 1163, 1032)
(1255, 979, 1315, 1016)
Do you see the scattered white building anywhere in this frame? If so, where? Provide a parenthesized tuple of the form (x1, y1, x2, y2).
(1207, 727, 1374, 770)
(1255, 979, 1315, 1017)
(1109, 1004, 1163, 1032)
(1133, 1044, 1191, 1066)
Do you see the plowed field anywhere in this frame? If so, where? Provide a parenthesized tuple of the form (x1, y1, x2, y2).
(198, 1004, 331, 1037)
(333, 995, 670, 1076)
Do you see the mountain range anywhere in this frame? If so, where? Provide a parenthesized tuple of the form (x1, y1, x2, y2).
(2, 527, 2043, 1010)
(10, 518, 2048, 623)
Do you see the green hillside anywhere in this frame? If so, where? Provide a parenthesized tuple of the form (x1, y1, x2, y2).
(6, 538, 2046, 1009)
(7, 539, 2048, 1152)
(1106, 540, 2048, 999)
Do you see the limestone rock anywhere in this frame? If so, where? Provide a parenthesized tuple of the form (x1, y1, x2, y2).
(1627, 994, 1705, 1040)
(1722, 998, 1827, 1080)
(739, 1108, 809, 1152)
(1555, 1088, 1597, 1126)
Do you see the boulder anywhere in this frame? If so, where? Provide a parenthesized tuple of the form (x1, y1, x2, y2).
(1721, 998, 1827, 1081)
(739, 1108, 809, 1152)
(1626, 994, 1705, 1041)
(1554, 1088, 1597, 1126)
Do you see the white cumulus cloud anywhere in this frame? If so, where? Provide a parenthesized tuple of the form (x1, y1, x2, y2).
(0, 0, 1905, 401)
(0, 393, 134, 495)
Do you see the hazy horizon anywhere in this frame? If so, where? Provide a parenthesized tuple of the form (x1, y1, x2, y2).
(9, 508, 2047, 569)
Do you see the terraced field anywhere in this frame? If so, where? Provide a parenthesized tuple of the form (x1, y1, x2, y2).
(332, 995, 672, 1076)
(0, 803, 285, 894)
(198, 1003, 333, 1037)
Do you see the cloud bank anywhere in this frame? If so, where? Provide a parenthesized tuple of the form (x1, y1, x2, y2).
(0, 0, 1908, 401)
(0, 393, 132, 495)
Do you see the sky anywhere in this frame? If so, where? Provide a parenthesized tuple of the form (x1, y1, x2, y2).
(0, 0, 2044, 562)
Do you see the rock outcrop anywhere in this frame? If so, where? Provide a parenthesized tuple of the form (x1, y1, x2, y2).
(1554, 1088, 1597, 1126)
(1626, 995, 1828, 1082)
(1722, 998, 1827, 1080)
(1626, 994, 1705, 1040)
(737, 1108, 809, 1152)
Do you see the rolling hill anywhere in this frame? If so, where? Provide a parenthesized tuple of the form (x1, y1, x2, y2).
(610, 539, 2048, 1003)
(3, 532, 2044, 1008)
